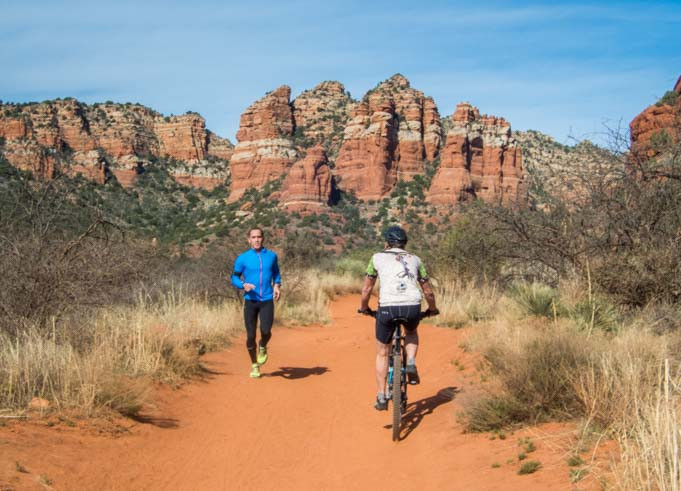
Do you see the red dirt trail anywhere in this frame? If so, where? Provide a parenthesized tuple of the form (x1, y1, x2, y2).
(0, 296, 604, 490)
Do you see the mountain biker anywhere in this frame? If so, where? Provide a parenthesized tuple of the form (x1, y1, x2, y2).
(231, 227, 281, 378)
(359, 225, 438, 411)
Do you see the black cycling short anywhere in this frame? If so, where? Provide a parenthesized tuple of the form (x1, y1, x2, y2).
(375, 304, 421, 344)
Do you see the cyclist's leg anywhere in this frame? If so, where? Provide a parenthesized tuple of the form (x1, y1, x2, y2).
(244, 300, 259, 364)
(258, 300, 274, 348)
(375, 308, 395, 399)
(402, 304, 421, 363)
(405, 329, 419, 362)
(375, 340, 390, 394)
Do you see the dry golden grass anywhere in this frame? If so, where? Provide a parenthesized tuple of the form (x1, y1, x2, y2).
(278, 269, 362, 325)
(428, 278, 502, 328)
(461, 279, 681, 489)
(614, 359, 681, 490)
(0, 290, 243, 415)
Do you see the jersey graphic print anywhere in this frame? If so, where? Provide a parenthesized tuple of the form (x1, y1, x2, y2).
(366, 248, 428, 307)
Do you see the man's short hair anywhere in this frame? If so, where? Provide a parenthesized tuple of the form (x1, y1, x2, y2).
(248, 227, 264, 238)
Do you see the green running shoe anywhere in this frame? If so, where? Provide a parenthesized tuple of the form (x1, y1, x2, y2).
(249, 363, 261, 378)
(257, 346, 268, 366)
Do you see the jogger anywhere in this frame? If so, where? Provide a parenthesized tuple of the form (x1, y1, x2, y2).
(231, 227, 281, 378)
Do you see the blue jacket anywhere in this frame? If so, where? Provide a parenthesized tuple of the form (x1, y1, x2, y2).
(231, 247, 281, 301)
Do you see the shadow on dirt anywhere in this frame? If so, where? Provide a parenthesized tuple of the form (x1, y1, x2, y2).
(130, 414, 179, 429)
(266, 366, 329, 379)
(198, 364, 229, 376)
(392, 386, 460, 441)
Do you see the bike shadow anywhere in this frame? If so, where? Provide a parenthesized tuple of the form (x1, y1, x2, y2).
(265, 366, 329, 379)
(391, 386, 460, 441)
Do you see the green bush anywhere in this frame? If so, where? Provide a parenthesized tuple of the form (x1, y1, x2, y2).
(656, 90, 679, 107)
(464, 330, 589, 431)
(508, 282, 562, 318)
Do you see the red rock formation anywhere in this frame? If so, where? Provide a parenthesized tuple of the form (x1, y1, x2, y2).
(630, 74, 681, 160)
(291, 81, 354, 156)
(0, 100, 232, 188)
(280, 146, 332, 210)
(206, 131, 234, 161)
(427, 102, 525, 206)
(423, 97, 442, 161)
(334, 74, 443, 200)
(2, 139, 55, 179)
(155, 114, 207, 161)
(334, 97, 396, 201)
(229, 86, 298, 201)
(0, 117, 31, 140)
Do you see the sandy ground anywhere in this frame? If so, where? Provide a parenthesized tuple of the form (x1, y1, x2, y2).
(0, 296, 610, 490)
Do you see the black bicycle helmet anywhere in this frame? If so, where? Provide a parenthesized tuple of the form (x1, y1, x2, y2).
(384, 225, 408, 247)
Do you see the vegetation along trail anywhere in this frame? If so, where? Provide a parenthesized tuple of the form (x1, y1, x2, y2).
(1, 297, 596, 490)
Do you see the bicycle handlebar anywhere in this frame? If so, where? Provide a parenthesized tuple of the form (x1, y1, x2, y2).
(357, 308, 439, 319)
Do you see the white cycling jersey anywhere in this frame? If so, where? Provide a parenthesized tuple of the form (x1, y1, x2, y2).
(366, 248, 429, 307)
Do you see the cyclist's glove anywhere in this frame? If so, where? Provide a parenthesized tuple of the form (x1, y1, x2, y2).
(357, 307, 376, 317)
(424, 308, 440, 317)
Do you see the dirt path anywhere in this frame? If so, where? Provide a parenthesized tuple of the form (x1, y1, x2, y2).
(1, 296, 599, 490)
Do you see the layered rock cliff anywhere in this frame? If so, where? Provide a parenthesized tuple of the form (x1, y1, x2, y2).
(228, 86, 298, 201)
(279, 145, 332, 211)
(333, 74, 443, 201)
(427, 103, 524, 206)
(0, 99, 233, 189)
(630, 74, 681, 160)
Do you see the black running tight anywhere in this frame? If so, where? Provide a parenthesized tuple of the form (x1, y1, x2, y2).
(244, 300, 274, 363)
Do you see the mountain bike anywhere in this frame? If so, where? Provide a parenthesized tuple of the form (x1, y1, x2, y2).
(359, 308, 438, 441)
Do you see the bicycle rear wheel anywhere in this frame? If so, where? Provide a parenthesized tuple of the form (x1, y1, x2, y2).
(391, 352, 402, 441)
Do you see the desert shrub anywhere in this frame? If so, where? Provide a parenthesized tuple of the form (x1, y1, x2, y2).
(0, 169, 157, 334)
(466, 328, 590, 431)
(508, 282, 562, 318)
(430, 208, 504, 281)
(568, 296, 619, 333)
(656, 90, 679, 107)
(458, 125, 681, 307)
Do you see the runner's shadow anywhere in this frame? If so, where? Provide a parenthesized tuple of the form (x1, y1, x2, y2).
(130, 414, 179, 429)
(396, 386, 460, 441)
(266, 367, 329, 379)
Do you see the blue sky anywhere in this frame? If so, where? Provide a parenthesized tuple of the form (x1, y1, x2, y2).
(2, 0, 680, 145)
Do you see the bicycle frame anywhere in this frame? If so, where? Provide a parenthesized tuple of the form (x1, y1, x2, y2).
(386, 319, 406, 398)
(386, 317, 409, 441)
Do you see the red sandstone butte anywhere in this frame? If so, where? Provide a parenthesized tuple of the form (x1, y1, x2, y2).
(427, 102, 525, 206)
(280, 145, 332, 211)
(291, 81, 355, 156)
(0, 100, 232, 189)
(229, 86, 298, 201)
(630, 74, 681, 160)
(334, 74, 443, 201)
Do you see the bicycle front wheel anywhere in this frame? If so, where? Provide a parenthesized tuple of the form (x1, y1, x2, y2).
(391, 352, 402, 441)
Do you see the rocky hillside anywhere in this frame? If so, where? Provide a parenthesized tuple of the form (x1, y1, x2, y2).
(514, 130, 618, 200)
(0, 99, 233, 189)
(1, 74, 529, 221)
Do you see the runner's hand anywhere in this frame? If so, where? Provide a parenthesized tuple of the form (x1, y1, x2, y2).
(423, 308, 439, 317)
(243, 283, 256, 292)
(358, 307, 376, 317)
(273, 284, 281, 301)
